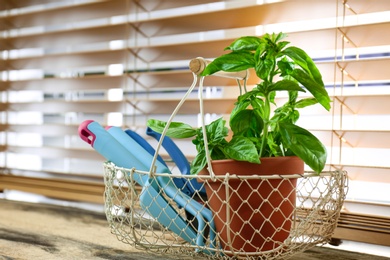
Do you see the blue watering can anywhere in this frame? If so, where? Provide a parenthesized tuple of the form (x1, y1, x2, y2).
(78, 120, 216, 250)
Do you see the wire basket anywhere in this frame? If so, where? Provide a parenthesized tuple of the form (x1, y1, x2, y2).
(102, 57, 348, 259)
(104, 163, 348, 259)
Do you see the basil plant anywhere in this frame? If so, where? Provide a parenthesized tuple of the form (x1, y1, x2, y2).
(148, 32, 331, 175)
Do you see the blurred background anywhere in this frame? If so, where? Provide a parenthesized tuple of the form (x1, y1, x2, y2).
(0, 0, 389, 256)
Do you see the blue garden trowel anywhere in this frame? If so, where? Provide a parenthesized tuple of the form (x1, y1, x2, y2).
(78, 120, 197, 244)
(106, 126, 216, 249)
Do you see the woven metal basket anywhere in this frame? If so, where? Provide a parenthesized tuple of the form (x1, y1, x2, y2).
(103, 162, 348, 259)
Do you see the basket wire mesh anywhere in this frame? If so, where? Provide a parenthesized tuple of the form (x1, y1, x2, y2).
(103, 58, 348, 259)
(104, 163, 348, 259)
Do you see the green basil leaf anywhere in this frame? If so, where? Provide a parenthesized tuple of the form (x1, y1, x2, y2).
(238, 88, 263, 101)
(279, 122, 327, 173)
(190, 150, 207, 175)
(201, 52, 255, 76)
(206, 117, 228, 142)
(268, 79, 305, 92)
(277, 58, 294, 76)
(230, 109, 263, 137)
(224, 137, 260, 164)
(283, 46, 324, 86)
(270, 91, 277, 106)
(147, 119, 197, 138)
(250, 97, 266, 119)
(190, 146, 226, 175)
(250, 96, 265, 110)
(266, 133, 281, 157)
(272, 104, 300, 125)
(230, 99, 250, 125)
(288, 90, 298, 104)
(255, 56, 274, 80)
(277, 40, 290, 51)
(224, 36, 262, 52)
(273, 32, 287, 43)
(295, 98, 318, 108)
(290, 69, 331, 111)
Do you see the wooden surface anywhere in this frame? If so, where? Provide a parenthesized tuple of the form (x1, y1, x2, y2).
(2, 174, 389, 248)
(0, 199, 388, 260)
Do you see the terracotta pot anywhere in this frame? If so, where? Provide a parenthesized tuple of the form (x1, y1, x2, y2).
(198, 156, 303, 254)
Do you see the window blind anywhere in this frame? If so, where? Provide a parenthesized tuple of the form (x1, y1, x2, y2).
(1, 0, 390, 246)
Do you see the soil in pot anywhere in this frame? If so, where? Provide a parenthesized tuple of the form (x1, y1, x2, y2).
(199, 156, 304, 254)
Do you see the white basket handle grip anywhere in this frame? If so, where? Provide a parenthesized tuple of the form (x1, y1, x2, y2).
(189, 57, 248, 80)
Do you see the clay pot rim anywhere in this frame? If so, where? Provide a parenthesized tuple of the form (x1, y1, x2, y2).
(204, 156, 301, 165)
(197, 156, 304, 181)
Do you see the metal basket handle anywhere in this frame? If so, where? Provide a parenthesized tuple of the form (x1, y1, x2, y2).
(149, 57, 248, 180)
